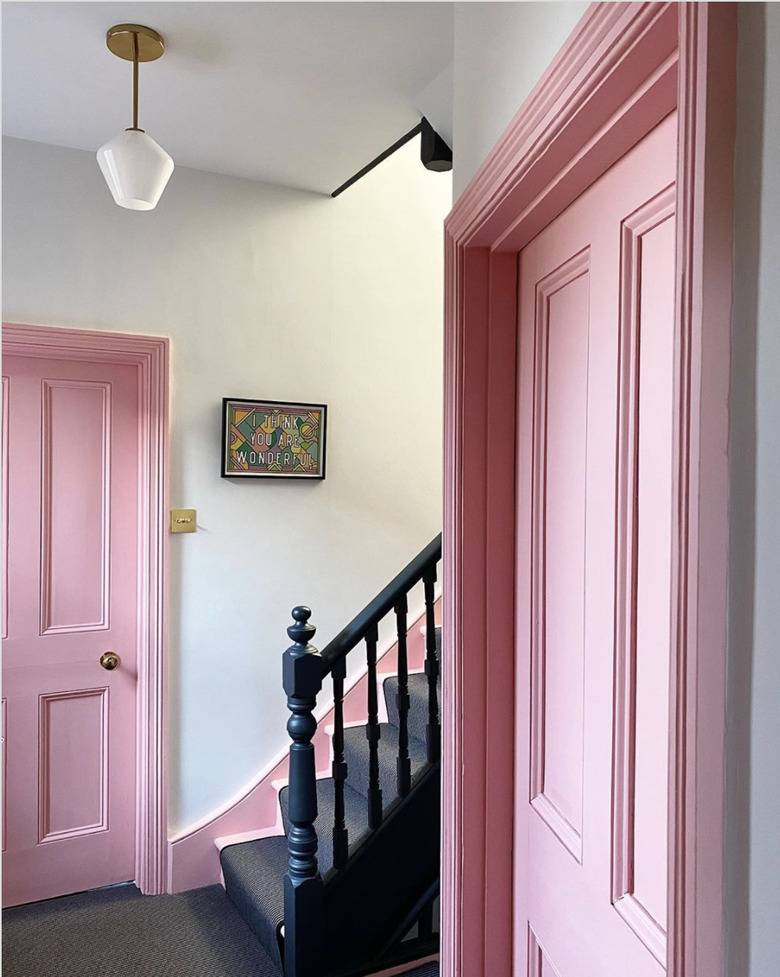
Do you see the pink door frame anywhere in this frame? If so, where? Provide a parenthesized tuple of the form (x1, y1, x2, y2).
(2, 322, 169, 895)
(441, 4, 735, 977)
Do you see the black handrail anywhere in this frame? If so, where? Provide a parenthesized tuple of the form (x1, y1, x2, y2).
(320, 533, 442, 677)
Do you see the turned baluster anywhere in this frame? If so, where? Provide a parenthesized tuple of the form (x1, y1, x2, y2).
(423, 566, 440, 763)
(395, 594, 412, 797)
(365, 622, 383, 829)
(282, 606, 324, 977)
(331, 656, 348, 870)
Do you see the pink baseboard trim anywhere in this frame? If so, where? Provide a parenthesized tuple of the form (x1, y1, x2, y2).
(168, 598, 441, 893)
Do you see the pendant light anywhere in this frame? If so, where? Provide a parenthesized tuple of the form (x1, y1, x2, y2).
(97, 25, 174, 211)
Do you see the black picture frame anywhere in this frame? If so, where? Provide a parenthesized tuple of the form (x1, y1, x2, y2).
(221, 398, 328, 480)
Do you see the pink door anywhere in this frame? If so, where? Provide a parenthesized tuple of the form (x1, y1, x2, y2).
(515, 112, 677, 976)
(2, 352, 139, 906)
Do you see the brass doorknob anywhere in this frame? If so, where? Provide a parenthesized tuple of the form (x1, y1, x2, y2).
(100, 652, 120, 670)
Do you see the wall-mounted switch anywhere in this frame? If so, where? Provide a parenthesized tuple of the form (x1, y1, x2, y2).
(170, 509, 197, 533)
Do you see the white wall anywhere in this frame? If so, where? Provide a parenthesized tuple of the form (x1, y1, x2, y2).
(416, 62, 454, 150)
(452, 1, 588, 199)
(728, 6, 780, 977)
(2, 135, 451, 832)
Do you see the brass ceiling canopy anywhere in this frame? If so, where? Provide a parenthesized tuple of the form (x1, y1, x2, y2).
(106, 24, 165, 63)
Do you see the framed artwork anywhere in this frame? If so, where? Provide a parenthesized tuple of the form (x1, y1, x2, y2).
(221, 398, 327, 480)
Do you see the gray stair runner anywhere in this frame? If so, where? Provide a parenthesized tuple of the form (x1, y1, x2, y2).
(220, 627, 441, 972)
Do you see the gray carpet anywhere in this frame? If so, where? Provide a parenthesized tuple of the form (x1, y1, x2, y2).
(2, 883, 283, 977)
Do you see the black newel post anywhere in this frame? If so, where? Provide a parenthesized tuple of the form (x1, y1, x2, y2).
(283, 606, 324, 977)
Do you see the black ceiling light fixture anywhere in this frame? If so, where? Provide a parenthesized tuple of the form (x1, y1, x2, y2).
(331, 116, 452, 197)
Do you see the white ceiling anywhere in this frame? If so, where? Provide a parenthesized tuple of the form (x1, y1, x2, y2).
(2, 2, 454, 194)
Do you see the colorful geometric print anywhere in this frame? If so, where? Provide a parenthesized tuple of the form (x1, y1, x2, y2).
(225, 402, 324, 476)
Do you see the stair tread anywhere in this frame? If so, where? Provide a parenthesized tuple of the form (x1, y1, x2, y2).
(220, 834, 288, 969)
(384, 671, 440, 746)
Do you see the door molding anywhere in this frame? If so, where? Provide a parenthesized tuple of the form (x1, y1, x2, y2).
(2, 322, 170, 895)
(442, 4, 735, 976)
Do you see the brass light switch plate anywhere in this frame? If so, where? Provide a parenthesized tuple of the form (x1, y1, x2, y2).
(171, 509, 197, 533)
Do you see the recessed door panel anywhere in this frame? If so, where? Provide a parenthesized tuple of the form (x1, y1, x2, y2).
(41, 380, 111, 634)
(530, 253, 590, 861)
(528, 927, 562, 977)
(612, 190, 676, 962)
(633, 208, 676, 936)
(39, 688, 109, 841)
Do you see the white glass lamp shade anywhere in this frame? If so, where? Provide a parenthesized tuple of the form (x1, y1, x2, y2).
(97, 129, 174, 211)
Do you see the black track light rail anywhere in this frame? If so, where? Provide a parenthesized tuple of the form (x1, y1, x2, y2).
(331, 121, 424, 198)
(331, 116, 452, 197)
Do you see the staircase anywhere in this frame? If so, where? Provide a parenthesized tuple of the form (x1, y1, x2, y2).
(220, 536, 442, 977)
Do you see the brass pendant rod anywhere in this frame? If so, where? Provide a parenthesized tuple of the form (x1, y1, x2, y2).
(132, 32, 140, 130)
